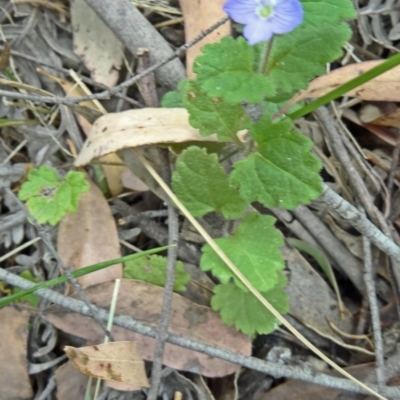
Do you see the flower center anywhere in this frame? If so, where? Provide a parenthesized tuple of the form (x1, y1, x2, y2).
(257, 4, 273, 19)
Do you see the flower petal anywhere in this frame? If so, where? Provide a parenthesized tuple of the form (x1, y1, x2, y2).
(269, 0, 303, 34)
(223, 0, 259, 25)
(243, 17, 274, 45)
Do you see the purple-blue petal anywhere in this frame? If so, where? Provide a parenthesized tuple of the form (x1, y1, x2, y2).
(269, 0, 303, 34)
(243, 18, 274, 45)
(223, 0, 259, 25)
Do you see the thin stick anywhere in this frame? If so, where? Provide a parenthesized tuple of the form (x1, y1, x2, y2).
(147, 149, 179, 400)
(1, 268, 399, 398)
(0, 16, 229, 106)
(359, 208, 386, 389)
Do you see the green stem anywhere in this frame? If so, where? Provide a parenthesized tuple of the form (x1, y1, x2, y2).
(288, 52, 400, 120)
(258, 36, 274, 74)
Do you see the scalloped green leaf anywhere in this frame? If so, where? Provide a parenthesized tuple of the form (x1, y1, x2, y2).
(266, 0, 355, 98)
(18, 165, 59, 199)
(18, 165, 90, 225)
(194, 36, 275, 104)
(212, 273, 289, 335)
(230, 116, 322, 209)
(160, 79, 187, 108)
(172, 146, 247, 219)
(201, 213, 284, 292)
(183, 80, 251, 141)
(123, 255, 189, 292)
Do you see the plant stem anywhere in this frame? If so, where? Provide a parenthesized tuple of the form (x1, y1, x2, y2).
(258, 36, 274, 74)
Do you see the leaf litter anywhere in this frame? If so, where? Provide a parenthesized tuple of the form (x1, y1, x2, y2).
(0, 0, 400, 399)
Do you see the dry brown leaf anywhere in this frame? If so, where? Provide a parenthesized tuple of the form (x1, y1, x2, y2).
(343, 108, 399, 147)
(55, 361, 95, 400)
(0, 307, 33, 400)
(359, 102, 400, 127)
(283, 246, 353, 345)
(65, 341, 149, 388)
(57, 175, 122, 288)
(71, 0, 123, 86)
(74, 108, 218, 167)
(179, 0, 230, 78)
(46, 279, 251, 377)
(288, 61, 400, 108)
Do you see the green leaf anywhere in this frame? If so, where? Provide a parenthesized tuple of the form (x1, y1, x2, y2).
(230, 116, 322, 209)
(18, 165, 90, 225)
(267, 0, 355, 98)
(212, 273, 289, 335)
(184, 80, 251, 141)
(194, 36, 275, 104)
(201, 213, 284, 292)
(123, 255, 190, 292)
(172, 146, 247, 219)
(160, 79, 187, 108)
(18, 165, 59, 199)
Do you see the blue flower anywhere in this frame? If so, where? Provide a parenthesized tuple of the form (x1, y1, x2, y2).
(223, 0, 303, 45)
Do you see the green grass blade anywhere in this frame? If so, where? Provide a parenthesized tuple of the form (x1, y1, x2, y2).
(288, 52, 400, 120)
(0, 245, 171, 307)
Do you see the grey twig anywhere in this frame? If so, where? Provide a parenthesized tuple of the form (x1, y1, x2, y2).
(1, 186, 113, 341)
(314, 107, 385, 228)
(387, 137, 400, 195)
(292, 205, 365, 293)
(360, 207, 386, 390)
(83, 0, 185, 90)
(321, 183, 400, 262)
(0, 16, 229, 106)
(147, 149, 180, 400)
(1, 267, 400, 398)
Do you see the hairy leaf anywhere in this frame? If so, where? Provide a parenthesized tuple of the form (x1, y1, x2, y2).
(201, 213, 284, 292)
(230, 116, 322, 209)
(212, 273, 289, 335)
(194, 36, 275, 104)
(172, 146, 247, 218)
(123, 255, 190, 292)
(184, 80, 251, 141)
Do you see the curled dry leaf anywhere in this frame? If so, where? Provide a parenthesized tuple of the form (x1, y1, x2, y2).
(65, 341, 149, 388)
(359, 101, 400, 128)
(74, 108, 218, 167)
(46, 279, 251, 377)
(288, 60, 400, 108)
(179, 0, 230, 78)
(57, 175, 122, 288)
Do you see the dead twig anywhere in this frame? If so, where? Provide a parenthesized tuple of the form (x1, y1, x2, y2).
(0, 16, 229, 106)
(359, 206, 386, 390)
(147, 149, 180, 400)
(2, 267, 400, 398)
